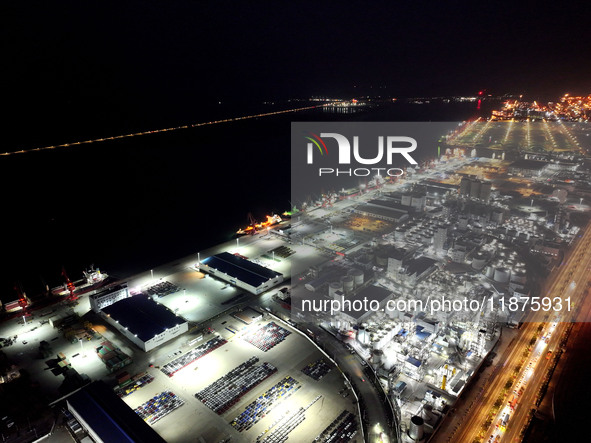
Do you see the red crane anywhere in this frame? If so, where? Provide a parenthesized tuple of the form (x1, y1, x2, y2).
(61, 267, 78, 301)
(14, 281, 28, 309)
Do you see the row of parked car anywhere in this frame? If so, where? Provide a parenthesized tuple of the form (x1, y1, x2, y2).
(256, 406, 307, 443)
(134, 391, 184, 425)
(314, 410, 358, 443)
(242, 322, 291, 352)
(146, 280, 180, 297)
(230, 376, 301, 432)
(195, 357, 277, 414)
(161, 336, 227, 377)
(301, 358, 331, 380)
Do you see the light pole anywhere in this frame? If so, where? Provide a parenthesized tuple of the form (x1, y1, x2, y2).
(79, 338, 85, 357)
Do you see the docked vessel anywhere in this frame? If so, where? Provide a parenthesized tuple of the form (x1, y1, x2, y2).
(236, 214, 283, 235)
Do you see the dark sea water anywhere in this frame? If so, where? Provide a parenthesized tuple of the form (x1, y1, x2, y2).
(0, 99, 496, 301)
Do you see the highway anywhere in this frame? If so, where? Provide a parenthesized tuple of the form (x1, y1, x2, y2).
(438, 321, 540, 443)
(431, 220, 591, 443)
(501, 222, 591, 442)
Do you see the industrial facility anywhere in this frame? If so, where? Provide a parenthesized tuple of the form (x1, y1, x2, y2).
(200, 251, 284, 294)
(100, 294, 188, 352)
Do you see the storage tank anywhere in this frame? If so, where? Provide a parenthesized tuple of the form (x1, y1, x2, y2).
(341, 275, 354, 293)
(409, 415, 425, 441)
(357, 327, 370, 345)
(494, 267, 511, 283)
(471, 253, 487, 270)
(395, 229, 405, 241)
(350, 269, 364, 286)
(329, 281, 343, 298)
(485, 266, 495, 279)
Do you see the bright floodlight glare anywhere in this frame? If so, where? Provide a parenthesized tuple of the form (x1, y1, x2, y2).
(570, 281, 576, 289)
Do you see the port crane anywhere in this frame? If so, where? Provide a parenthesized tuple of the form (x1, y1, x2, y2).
(61, 267, 78, 301)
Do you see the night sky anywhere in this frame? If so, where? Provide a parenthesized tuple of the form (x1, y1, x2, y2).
(4, 1, 591, 147)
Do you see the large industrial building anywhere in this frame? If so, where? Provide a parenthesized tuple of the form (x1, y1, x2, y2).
(353, 201, 410, 222)
(66, 381, 166, 443)
(99, 295, 188, 352)
(200, 251, 283, 294)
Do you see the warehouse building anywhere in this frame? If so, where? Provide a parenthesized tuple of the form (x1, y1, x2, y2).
(100, 295, 188, 352)
(66, 380, 166, 443)
(353, 203, 410, 223)
(200, 251, 283, 294)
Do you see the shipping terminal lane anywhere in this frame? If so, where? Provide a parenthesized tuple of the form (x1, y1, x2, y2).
(430, 220, 591, 443)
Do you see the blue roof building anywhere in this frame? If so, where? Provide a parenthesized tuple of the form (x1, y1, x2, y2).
(101, 295, 188, 352)
(66, 381, 166, 443)
(200, 252, 283, 294)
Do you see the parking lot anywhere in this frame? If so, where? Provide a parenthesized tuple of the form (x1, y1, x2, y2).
(121, 315, 361, 442)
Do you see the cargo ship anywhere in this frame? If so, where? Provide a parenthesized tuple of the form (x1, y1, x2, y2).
(236, 214, 283, 236)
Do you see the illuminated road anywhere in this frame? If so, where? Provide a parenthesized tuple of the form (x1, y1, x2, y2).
(1, 104, 327, 156)
(500, 223, 591, 442)
(431, 221, 591, 443)
(438, 321, 540, 443)
(487, 322, 562, 443)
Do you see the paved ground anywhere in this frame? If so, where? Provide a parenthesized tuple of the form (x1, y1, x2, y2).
(120, 315, 361, 443)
